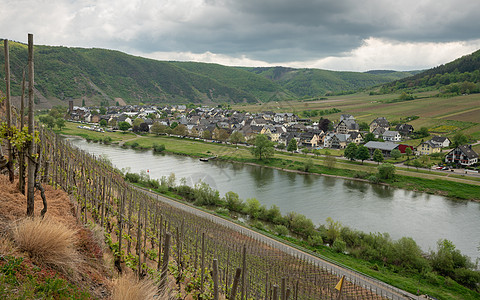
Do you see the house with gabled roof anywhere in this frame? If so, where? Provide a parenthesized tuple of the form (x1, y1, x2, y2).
(445, 145, 478, 166)
(416, 140, 441, 155)
(382, 130, 401, 142)
(369, 117, 390, 133)
(430, 136, 451, 148)
(395, 123, 414, 136)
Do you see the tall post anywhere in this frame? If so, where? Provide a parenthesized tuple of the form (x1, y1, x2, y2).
(27, 33, 36, 217)
(18, 69, 27, 193)
(3, 39, 13, 182)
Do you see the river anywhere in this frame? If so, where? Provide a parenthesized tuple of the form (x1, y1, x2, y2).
(67, 137, 480, 260)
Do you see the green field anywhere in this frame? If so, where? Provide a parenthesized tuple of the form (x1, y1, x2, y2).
(235, 91, 480, 142)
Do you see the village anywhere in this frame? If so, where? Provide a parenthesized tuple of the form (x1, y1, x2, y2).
(68, 101, 479, 169)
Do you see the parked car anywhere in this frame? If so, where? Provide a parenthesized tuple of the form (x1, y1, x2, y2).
(442, 167, 449, 170)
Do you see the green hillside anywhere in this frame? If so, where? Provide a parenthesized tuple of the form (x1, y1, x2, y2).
(0, 40, 414, 106)
(243, 67, 417, 98)
(383, 49, 480, 93)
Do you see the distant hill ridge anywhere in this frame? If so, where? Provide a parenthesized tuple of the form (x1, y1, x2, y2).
(0, 40, 426, 106)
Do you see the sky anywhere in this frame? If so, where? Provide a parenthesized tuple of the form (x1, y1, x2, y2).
(2, 0, 480, 71)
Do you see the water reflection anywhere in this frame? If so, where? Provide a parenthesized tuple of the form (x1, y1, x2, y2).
(250, 167, 274, 188)
(371, 184, 394, 198)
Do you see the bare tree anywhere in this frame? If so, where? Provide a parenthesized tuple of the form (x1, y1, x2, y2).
(27, 34, 35, 217)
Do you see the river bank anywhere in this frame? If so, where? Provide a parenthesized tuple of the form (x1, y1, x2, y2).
(59, 121, 480, 201)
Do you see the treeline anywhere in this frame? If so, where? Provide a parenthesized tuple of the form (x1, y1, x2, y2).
(301, 108, 341, 118)
(125, 171, 480, 292)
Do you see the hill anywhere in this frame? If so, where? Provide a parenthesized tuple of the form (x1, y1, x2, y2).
(0, 40, 411, 107)
(382, 49, 480, 93)
(242, 66, 418, 98)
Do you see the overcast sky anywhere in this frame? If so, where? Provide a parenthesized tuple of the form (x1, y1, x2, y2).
(2, 0, 480, 71)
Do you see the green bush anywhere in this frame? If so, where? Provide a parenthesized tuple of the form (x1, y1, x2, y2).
(308, 233, 323, 247)
(332, 239, 347, 253)
(125, 172, 140, 183)
(274, 225, 289, 236)
(152, 143, 166, 153)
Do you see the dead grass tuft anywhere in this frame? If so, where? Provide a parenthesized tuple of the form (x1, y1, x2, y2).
(111, 273, 159, 300)
(11, 217, 79, 272)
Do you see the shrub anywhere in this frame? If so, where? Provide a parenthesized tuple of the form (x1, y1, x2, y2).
(274, 225, 289, 236)
(12, 218, 78, 272)
(215, 207, 229, 216)
(332, 239, 347, 253)
(368, 175, 380, 183)
(152, 143, 166, 153)
(307, 233, 323, 247)
(453, 268, 480, 290)
(125, 172, 140, 183)
(112, 274, 157, 300)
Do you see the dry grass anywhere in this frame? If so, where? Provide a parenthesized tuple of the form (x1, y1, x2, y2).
(111, 273, 159, 300)
(11, 217, 79, 272)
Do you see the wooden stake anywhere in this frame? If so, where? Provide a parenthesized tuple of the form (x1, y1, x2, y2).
(26, 33, 35, 217)
(213, 259, 219, 300)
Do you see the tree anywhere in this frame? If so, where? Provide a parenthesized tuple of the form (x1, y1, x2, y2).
(344, 142, 358, 161)
(287, 138, 297, 153)
(99, 119, 108, 127)
(118, 121, 131, 133)
(301, 148, 310, 156)
(133, 118, 144, 127)
(359, 121, 369, 131)
(355, 145, 370, 164)
(318, 118, 331, 132)
(55, 118, 66, 130)
(229, 131, 245, 145)
(151, 122, 166, 135)
(405, 147, 413, 160)
(99, 107, 107, 115)
(364, 132, 376, 143)
(378, 163, 395, 180)
(244, 198, 261, 219)
(413, 159, 422, 170)
(217, 128, 229, 141)
(372, 149, 384, 164)
(40, 115, 55, 129)
(202, 130, 212, 140)
(453, 132, 468, 147)
(250, 134, 274, 160)
(172, 124, 187, 136)
(390, 149, 402, 160)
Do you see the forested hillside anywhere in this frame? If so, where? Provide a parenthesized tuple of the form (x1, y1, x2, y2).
(383, 49, 480, 94)
(243, 67, 419, 98)
(0, 40, 421, 106)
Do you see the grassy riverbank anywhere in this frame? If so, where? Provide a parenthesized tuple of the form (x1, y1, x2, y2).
(59, 121, 480, 201)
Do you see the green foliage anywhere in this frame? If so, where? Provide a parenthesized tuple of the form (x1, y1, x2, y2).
(287, 138, 297, 152)
(193, 181, 220, 206)
(274, 225, 289, 236)
(390, 149, 402, 160)
(378, 163, 395, 180)
(286, 212, 315, 238)
(453, 132, 469, 147)
(224, 191, 244, 212)
(250, 134, 275, 160)
(332, 239, 347, 253)
(372, 149, 384, 164)
(344, 142, 358, 161)
(244, 198, 262, 219)
(229, 131, 245, 144)
(125, 172, 140, 183)
(118, 121, 131, 132)
(355, 145, 370, 163)
(152, 143, 166, 153)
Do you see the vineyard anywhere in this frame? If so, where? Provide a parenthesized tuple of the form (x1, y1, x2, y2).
(33, 128, 403, 300)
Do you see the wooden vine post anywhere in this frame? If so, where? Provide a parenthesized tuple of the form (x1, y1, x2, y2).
(26, 33, 36, 217)
(212, 259, 219, 300)
(3, 39, 14, 182)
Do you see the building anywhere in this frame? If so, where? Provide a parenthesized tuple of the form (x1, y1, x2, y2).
(364, 141, 399, 157)
(382, 130, 401, 142)
(430, 136, 451, 148)
(395, 124, 414, 136)
(445, 145, 479, 166)
(416, 140, 442, 155)
(369, 117, 390, 133)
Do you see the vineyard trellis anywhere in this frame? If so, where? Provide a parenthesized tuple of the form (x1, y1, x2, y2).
(39, 128, 399, 300)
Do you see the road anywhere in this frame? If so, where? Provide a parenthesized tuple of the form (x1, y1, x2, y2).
(137, 186, 418, 300)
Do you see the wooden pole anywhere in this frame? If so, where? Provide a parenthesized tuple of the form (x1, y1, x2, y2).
(212, 259, 219, 300)
(3, 39, 13, 182)
(241, 244, 246, 300)
(26, 33, 35, 217)
(230, 268, 242, 300)
(159, 233, 171, 292)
